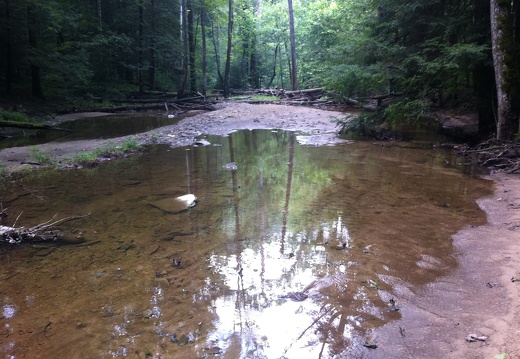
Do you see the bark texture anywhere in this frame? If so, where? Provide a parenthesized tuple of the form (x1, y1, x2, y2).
(490, 0, 520, 140)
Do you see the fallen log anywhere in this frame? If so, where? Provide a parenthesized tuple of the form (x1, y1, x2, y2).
(0, 213, 90, 244)
(0, 120, 73, 132)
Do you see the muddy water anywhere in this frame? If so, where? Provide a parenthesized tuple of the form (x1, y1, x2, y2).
(0, 130, 492, 359)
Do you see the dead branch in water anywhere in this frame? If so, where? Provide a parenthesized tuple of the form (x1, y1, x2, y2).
(0, 213, 90, 244)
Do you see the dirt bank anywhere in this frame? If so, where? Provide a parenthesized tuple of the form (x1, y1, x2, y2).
(1, 102, 519, 357)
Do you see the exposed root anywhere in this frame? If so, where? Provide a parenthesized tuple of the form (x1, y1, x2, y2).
(459, 139, 520, 173)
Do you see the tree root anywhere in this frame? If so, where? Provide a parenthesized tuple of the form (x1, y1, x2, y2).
(459, 139, 520, 173)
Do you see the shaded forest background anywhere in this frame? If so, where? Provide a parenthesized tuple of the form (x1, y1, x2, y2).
(0, 0, 519, 138)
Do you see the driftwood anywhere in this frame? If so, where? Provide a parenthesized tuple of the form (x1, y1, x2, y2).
(0, 213, 90, 244)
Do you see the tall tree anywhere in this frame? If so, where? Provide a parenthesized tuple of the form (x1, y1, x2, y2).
(200, 0, 207, 95)
(187, 0, 197, 92)
(26, 2, 43, 98)
(148, 0, 157, 90)
(223, 0, 234, 97)
(178, 0, 189, 98)
(473, 0, 495, 136)
(138, 0, 145, 93)
(490, 0, 520, 140)
(287, 0, 297, 90)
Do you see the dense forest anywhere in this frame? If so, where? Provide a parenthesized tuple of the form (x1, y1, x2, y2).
(0, 0, 519, 139)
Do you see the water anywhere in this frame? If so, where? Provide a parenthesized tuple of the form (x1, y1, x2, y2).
(0, 129, 492, 358)
(0, 111, 186, 149)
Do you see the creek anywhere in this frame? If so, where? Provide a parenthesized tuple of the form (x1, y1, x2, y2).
(0, 128, 492, 358)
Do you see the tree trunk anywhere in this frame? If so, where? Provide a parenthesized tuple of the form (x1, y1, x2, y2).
(473, 0, 495, 137)
(210, 19, 224, 87)
(200, 0, 207, 95)
(223, 0, 233, 98)
(178, 0, 189, 99)
(4, 0, 12, 94)
(148, 0, 156, 90)
(490, 0, 520, 140)
(27, 3, 43, 98)
(267, 43, 279, 88)
(138, 0, 144, 93)
(187, 0, 197, 93)
(287, 0, 297, 90)
(96, 0, 102, 30)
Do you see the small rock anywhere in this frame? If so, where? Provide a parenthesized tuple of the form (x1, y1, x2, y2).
(194, 139, 211, 146)
(465, 334, 487, 342)
(223, 162, 238, 170)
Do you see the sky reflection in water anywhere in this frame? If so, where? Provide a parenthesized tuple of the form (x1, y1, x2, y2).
(0, 129, 492, 359)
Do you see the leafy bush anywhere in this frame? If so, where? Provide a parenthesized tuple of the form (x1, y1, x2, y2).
(382, 98, 429, 126)
(0, 109, 32, 123)
(334, 112, 384, 137)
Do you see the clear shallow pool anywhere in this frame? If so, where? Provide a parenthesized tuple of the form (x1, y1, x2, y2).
(0, 129, 492, 358)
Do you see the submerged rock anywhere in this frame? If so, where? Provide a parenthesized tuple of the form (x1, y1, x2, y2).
(194, 139, 211, 146)
(176, 194, 198, 208)
(223, 162, 238, 171)
(149, 194, 198, 214)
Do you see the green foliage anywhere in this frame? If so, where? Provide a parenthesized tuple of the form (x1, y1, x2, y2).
(29, 147, 54, 166)
(326, 64, 386, 98)
(335, 98, 429, 138)
(0, 0, 501, 130)
(64, 139, 141, 167)
(334, 112, 384, 138)
(383, 99, 429, 126)
(0, 162, 9, 180)
(0, 109, 32, 123)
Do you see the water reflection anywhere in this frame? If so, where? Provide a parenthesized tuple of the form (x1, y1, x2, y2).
(0, 111, 186, 149)
(0, 130, 491, 358)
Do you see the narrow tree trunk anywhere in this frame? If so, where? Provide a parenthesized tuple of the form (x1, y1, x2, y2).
(267, 44, 279, 88)
(5, 0, 12, 94)
(250, 37, 259, 88)
(211, 19, 224, 86)
(96, 0, 102, 30)
(490, 0, 520, 140)
(178, 0, 189, 98)
(138, 0, 144, 93)
(200, 0, 207, 95)
(287, 0, 297, 90)
(223, 0, 233, 98)
(187, 0, 197, 93)
(148, 0, 156, 90)
(27, 4, 43, 98)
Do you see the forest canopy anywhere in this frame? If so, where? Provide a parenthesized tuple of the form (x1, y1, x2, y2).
(0, 0, 519, 139)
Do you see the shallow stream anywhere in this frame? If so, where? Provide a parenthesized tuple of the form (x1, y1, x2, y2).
(0, 129, 492, 358)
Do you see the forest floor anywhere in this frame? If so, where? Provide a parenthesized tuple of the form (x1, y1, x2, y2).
(1, 101, 520, 358)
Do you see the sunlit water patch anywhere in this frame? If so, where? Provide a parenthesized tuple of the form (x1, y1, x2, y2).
(0, 129, 492, 358)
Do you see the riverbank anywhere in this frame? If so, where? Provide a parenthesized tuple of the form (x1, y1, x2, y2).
(370, 171, 520, 358)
